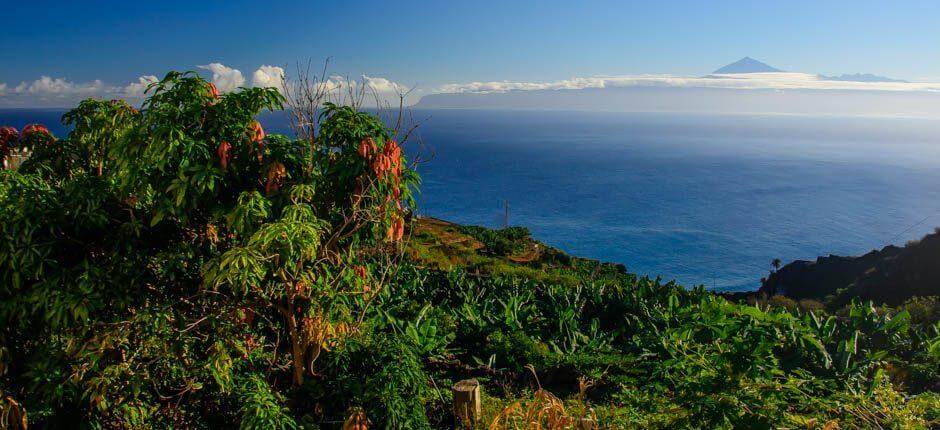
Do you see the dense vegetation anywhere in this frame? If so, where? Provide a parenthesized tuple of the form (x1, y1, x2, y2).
(0, 72, 937, 429)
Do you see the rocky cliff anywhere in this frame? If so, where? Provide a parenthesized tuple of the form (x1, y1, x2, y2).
(760, 229, 940, 305)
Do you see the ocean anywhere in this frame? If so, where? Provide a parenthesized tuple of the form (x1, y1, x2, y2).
(4, 107, 940, 291)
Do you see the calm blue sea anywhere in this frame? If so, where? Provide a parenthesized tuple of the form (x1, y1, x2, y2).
(4, 108, 940, 292)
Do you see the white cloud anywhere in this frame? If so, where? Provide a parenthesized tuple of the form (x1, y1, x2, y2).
(0, 65, 413, 107)
(198, 63, 245, 93)
(363, 75, 406, 94)
(437, 77, 607, 93)
(330, 75, 412, 105)
(301, 75, 355, 93)
(251, 65, 285, 91)
(281, 74, 411, 105)
(14, 76, 108, 98)
(323, 75, 352, 92)
(123, 75, 159, 97)
(437, 72, 940, 94)
(10, 74, 161, 102)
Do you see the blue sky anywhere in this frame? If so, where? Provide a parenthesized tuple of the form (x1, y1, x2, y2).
(2, 0, 940, 106)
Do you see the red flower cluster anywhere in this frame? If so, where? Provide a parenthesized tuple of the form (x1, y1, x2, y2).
(216, 141, 232, 169)
(387, 215, 404, 242)
(207, 82, 220, 100)
(371, 139, 402, 180)
(243, 334, 258, 359)
(265, 161, 286, 194)
(249, 121, 266, 161)
(22, 124, 50, 138)
(358, 137, 376, 159)
(250, 121, 265, 143)
(357, 137, 407, 242)
(215, 122, 268, 169)
(236, 306, 256, 327)
(0, 126, 18, 157)
(353, 265, 368, 279)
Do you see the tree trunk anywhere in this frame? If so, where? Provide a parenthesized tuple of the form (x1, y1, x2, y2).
(290, 327, 304, 386)
(281, 302, 305, 386)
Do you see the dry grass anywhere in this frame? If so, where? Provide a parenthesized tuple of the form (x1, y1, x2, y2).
(0, 395, 27, 430)
(486, 366, 597, 430)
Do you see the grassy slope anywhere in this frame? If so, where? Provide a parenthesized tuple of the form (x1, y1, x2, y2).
(404, 216, 629, 287)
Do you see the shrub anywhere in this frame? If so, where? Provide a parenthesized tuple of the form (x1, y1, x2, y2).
(318, 333, 433, 429)
(0, 71, 416, 427)
(237, 375, 297, 430)
(900, 296, 940, 325)
(766, 294, 798, 310)
(460, 225, 531, 256)
(798, 298, 826, 314)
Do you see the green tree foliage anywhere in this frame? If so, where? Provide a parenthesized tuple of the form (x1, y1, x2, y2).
(0, 71, 418, 428)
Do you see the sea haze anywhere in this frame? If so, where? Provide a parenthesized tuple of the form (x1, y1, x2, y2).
(4, 108, 940, 292)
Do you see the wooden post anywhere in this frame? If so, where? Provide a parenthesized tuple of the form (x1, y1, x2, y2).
(453, 379, 481, 428)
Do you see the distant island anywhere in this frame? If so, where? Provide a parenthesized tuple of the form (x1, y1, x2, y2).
(416, 56, 934, 116)
(820, 73, 908, 83)
(414, 85, 940, 118)
(710, 58, 908, 84)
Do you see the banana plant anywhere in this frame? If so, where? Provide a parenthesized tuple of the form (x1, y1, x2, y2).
(396, 304, 455, 360)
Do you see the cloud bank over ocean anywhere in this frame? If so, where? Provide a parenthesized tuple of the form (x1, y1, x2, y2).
(0, 64, 408, 108)
(418, 82, 940, 119)
(419, 67, 940, 118)
(4, 62, 939, 115)
(435, 72, 940, 94)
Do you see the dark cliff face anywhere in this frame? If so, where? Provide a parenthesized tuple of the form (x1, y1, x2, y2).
(760, 230, 940, 305)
